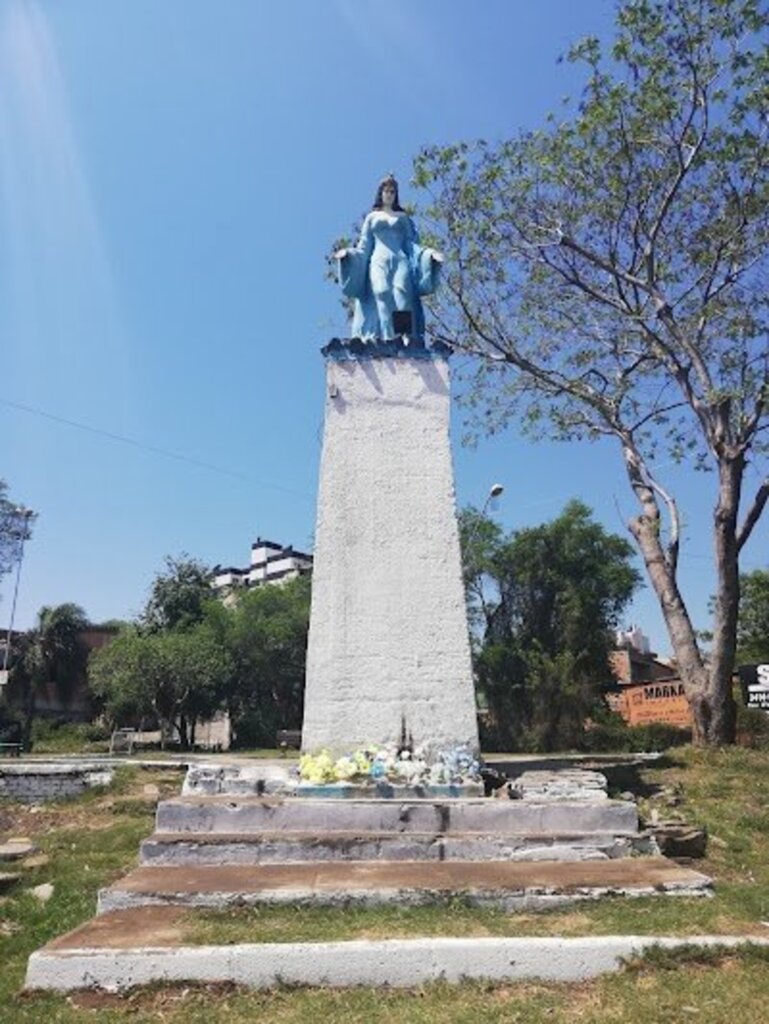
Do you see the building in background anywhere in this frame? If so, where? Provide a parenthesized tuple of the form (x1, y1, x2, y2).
(213, 537, 313, 595)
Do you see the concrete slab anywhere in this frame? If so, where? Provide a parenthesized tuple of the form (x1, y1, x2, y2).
(155, 795, 638, 836)
(0, 839, 38, 861)
(99, 857, 712, 913)
(26, 929, 766, 992)
(139, 828, 645, 866)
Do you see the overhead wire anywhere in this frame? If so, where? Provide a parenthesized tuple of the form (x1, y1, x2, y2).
(0, 397, 313, 500)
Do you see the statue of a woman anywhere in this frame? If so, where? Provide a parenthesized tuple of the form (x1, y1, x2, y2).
(335, 175, 443, 342)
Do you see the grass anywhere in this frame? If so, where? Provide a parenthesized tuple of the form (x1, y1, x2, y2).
(1, 748, 768, 1022)
(182, 745, 769, 944)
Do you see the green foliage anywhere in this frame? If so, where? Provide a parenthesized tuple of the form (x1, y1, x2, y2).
(462, 500, 640, 750)
(209, 575, 311, 747)
(90, 561, 310, 749)
(90, 622, 233, 748)
(88, 626, 154, 725)
(4, 751, 769, 1019)
(580, 718, 690, 753)
(30, 719, 111, 751)
(5, 603, 91, 747)
(737, 568, 769, 663)
(735, 702, 769, 748)
(141, 554, 215, 633)
(414, 1, 768, 457)
(27, 603, 90, 695)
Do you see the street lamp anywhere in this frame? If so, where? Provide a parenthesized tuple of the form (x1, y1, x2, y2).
(1, 506, 37, 677)
(481, 483, 504, 515)
(464, 483, 505, 553)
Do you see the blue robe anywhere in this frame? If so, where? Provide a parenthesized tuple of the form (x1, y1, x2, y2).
(338, 211, 441, 341)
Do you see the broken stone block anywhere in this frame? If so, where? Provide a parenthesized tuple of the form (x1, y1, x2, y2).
(652, 823, 707, 859)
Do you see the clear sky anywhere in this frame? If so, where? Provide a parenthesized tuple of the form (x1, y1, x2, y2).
(2, 0, 766, 652)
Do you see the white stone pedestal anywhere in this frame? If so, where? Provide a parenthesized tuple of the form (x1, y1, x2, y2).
(301, 353, 479, 757)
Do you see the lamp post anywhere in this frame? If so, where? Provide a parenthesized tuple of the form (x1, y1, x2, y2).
(483, 483, 504, 514)
(462, 483, 505, 618)
(1, 506, 37, 677)
(465, 483, 505, 548)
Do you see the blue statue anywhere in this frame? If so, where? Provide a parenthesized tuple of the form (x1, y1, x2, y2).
(335, 175, 443, 342)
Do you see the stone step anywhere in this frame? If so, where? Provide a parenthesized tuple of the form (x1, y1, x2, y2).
(155, 795, 638, 836)
(140, 828, 651, 866)
(98, 858, 712, 914)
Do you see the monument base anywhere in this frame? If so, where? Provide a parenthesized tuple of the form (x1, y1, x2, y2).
(295, 781, 484, 800)
(302, 352, 479, 757)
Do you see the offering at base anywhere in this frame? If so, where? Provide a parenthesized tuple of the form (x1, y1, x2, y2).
(298, 743, 481, 787)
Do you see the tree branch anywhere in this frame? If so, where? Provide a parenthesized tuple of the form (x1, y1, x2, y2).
(736, 477, 769, 552)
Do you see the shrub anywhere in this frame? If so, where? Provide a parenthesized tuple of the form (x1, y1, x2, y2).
(580, 720, 691, 753)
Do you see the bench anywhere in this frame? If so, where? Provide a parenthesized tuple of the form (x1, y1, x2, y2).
(109, 728, 137, 755)
(0, 742, 22, 758)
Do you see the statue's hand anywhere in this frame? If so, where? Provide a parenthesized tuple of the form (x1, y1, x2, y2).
(334, 248, 349, 260)
(430, 250, 445, 263)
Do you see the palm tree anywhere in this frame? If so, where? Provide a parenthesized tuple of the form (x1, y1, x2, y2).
(10, 603, 89, 748)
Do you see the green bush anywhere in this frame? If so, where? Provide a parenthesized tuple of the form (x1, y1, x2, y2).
(0, 706, 22, 744)
(736, 703, 769, 748)
(580, 720, 691, 753)
(30, 719, 111, 752)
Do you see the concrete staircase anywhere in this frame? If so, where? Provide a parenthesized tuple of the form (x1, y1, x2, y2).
(136, 790, 648, 868)
(91, 764, 710, 915)
(26, 762, 715, 993)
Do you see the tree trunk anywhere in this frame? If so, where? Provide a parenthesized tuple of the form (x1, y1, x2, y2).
(623, 445, 712, 743)
(697, 456, 742, 745)
(624, 444, 740, 746)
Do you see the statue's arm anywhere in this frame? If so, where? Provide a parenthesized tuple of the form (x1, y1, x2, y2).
(337, 216, 373, 299)
(354, 214, 374, 259)
(335, 214, 374, 262)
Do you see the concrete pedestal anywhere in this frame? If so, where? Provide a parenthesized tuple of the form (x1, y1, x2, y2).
(301, 353, 479, 756)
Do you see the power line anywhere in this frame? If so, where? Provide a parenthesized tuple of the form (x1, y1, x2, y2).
(1, 397, 312, 500)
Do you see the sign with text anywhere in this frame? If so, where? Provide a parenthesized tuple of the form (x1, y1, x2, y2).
(616, 679, 692, 728)
(739, 664, 769, 712)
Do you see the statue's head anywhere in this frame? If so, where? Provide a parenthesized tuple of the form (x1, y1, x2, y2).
(372, 174, 404, 211)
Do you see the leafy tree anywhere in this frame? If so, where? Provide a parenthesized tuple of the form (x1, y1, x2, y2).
(208, 575, 311, 747)
(90, 623, 233, 748)
(6, 603, 89, 748)
(460, 501, 639, 750)
(414, 0, 768, 745)
(737, 568, 769, 663)
(458, 506, 505, 640)
(87, 627, 154, 728)
(140, 554, 214, 633)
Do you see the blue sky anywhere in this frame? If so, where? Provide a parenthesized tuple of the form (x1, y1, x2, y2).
(2, 0, 766, 652)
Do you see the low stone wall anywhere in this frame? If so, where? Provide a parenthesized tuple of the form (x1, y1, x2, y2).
(0, 763, 114, 803)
